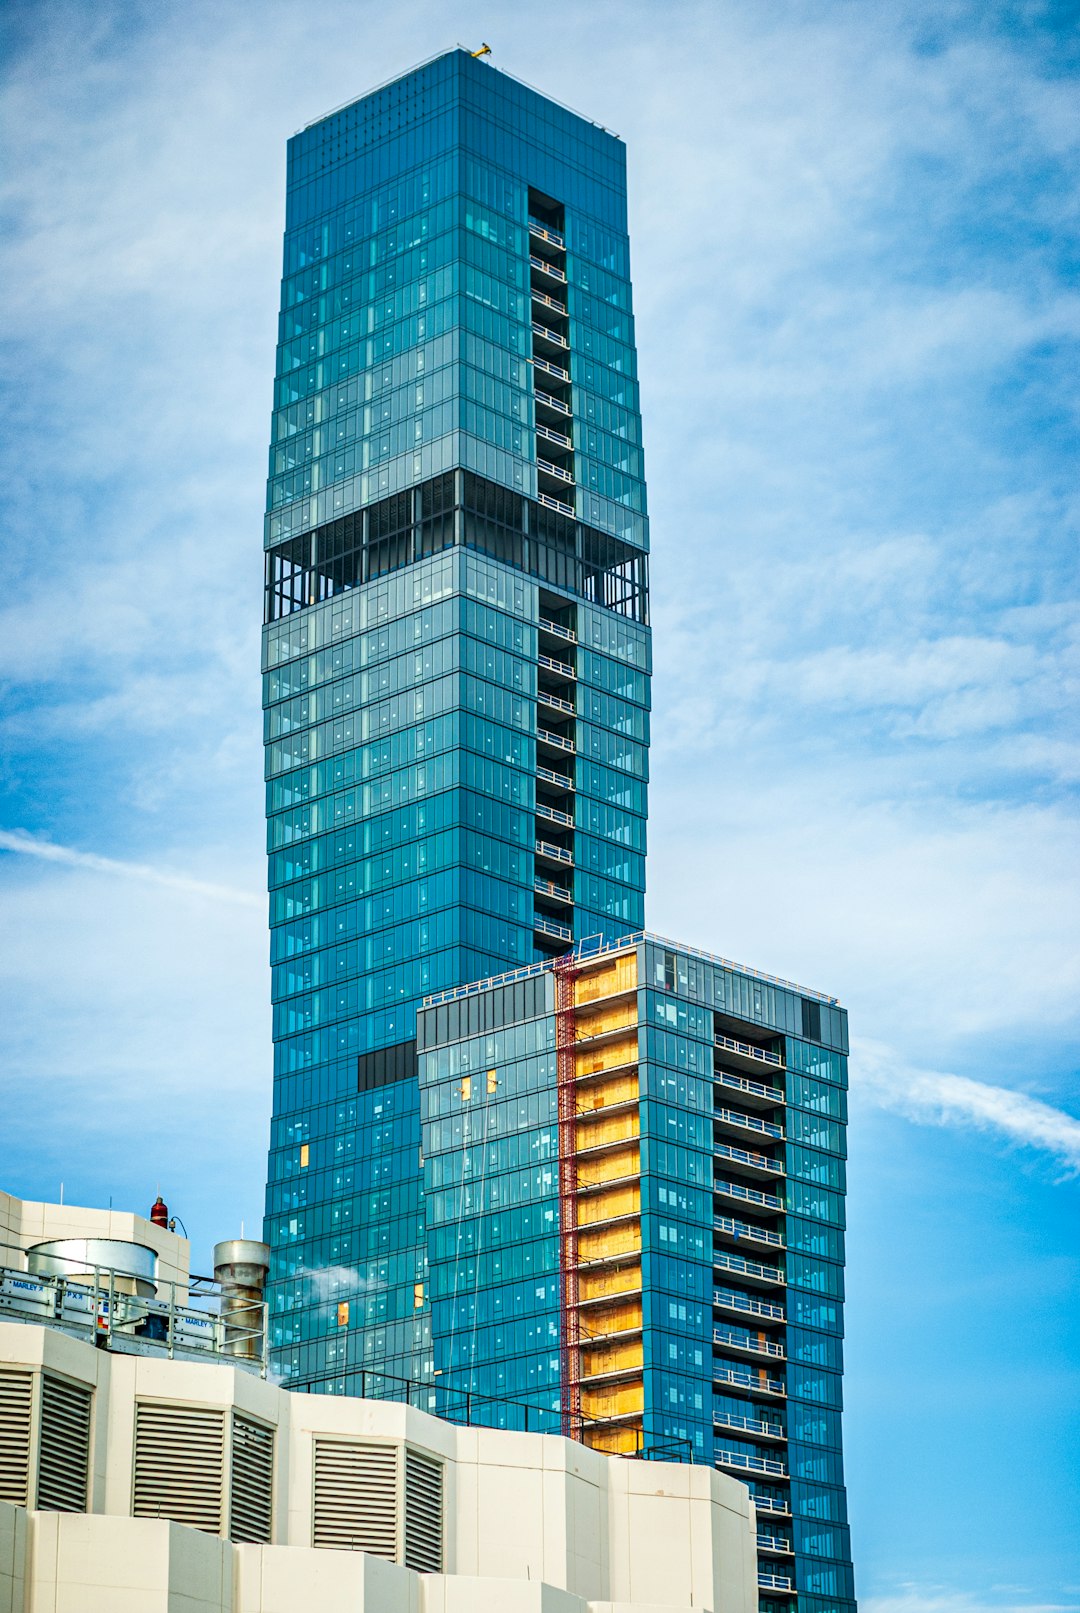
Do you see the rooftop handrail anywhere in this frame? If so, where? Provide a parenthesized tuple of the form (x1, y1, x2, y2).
(422, 930, 837, 1008)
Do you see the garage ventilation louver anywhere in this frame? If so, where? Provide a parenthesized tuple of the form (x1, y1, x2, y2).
(133, 1403, 226, 1534)
(0, 1370, 32, 1506)
(37, 1374, 91, 1512)
(230, 1413, 274, 1544)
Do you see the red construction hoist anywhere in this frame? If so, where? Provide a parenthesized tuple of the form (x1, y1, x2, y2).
(554, 951, 583, 1440)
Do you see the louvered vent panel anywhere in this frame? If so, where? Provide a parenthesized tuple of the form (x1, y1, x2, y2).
(312, 1439, 398, 1557)
(404, 1448, 443, 1572)
(133, 1402, 225, 1534)
(0, 1370, 32, 1506)
(37, 1374, 91, 1512)
(230, 1414, 273, 1544)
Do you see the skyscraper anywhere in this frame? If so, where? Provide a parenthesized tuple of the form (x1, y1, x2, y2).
(262, 47, 855, 1613)
(263, 50, 649, 1389)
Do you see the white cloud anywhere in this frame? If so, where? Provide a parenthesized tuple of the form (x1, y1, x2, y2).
(855, 1039, 1080, 1174)
(0, 830, 260, 907)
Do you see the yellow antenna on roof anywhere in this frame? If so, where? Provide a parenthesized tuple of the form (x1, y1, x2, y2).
(471, 43, 492, 58)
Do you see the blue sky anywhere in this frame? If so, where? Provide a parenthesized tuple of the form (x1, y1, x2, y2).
(1, 0, 1077, 1605)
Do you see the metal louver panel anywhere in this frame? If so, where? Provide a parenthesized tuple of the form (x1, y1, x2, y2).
(133, 1402, 225, 1534)
(404, 1448, 443, 1572)
(312, 1439, 398, 1557)
(0, 1370, 32, 1506)
(37, 1374, 91, 1512)
(230, 1414, 273, 1543)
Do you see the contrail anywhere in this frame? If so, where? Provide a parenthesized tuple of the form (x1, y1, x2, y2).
(0, 829, 261, 908)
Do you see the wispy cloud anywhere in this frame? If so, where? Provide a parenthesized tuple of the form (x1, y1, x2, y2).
(0, 829, 260, 907)
(863, 1589, 1080, 1613)
(855, 1038, 1080, 1174)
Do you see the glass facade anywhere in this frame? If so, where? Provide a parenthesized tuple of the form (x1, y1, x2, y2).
(262, 53, 649, 1400)
(416, 936, 856, 1613)
(261, 48, 855, 1613)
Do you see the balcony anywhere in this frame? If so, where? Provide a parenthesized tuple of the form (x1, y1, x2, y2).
(715, 1033, 784, 1072)
(534, 877, 572, 905)
(756, 1534, 795, 1557)
(538, 616, 577, 643)
(713, 1288, 786, 1325)
(713, 1364, 785, 1398)
(714, 1107, 785, 1143)
(713, 1412, 786, 1443)
(536, 801, 574, 829)
(714, 1250, 784, 1288)
(758, 1572, 795, 1592)
(538, 689, 575, 718)
(532, 321, 570, 352)
(713, 1327, 785, 1362)
(714, 1142, 784, 1181)
(538, 651, 575, 680)
(754, 1496, 792, 1519)
(536, 763, 573, 791)
(714, 1214, 784, 1251)
(528, 219, 565, 250)
(537, 726, 575, 754)
(536, 839, 573, 867)
(536, 423, 573, 453)
(537, 456, 575, 486)
(533, 355, 570, 384)
(530, 251, 567, 282)
(715, 1069, 785, 1109)
(714, 1179, 783, 1213)
(534, 914, 572, 943)
(715, 1449, 788, 1480)
(537, 490, 574, 517)
(535, 387, 572, 417)
(531, 287, 568, 318)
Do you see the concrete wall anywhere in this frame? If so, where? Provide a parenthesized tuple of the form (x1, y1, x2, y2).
(0, 1324, 758, 1613)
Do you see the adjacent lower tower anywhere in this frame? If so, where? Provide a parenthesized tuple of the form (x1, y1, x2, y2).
(261, 46, 855, 1613)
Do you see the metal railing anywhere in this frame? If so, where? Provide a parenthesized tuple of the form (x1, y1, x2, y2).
(538, 651, 575, 679)
(532, 287, 568, 317)
(528, 219, 565, 249)
(536, 802, 574, 828)
(533, 321, 570, 350)
(0, 1263, 267, 1374)
(715, 1107, 784, 1141)
(714, 1412, 786, 1441)
(536, 839, 574, 865)
(535, 877, 572, 904)
(536, 763, 574, 790)
(715, 1214, 784, 1249)
(530, 252, 567, 282)
(537, 490, 574, 517)
(715, 1033, 784, 1069)
(535, 914, 573, 942)
(715, 1069, 785, 1104)
(533, 356, 571, 383)
(714, 1251, 784, 1285)
(714, 1179, 784, 1211)
(538, 616, 576, 642)
(715, 1448, 788, 1479)
(536, 423, 573, 451)
(713, 1288, 786, 1323)
(714, 1142, 784, 1176)
(535, 388, 572, 417)
(538, 456, 575, 485)
(757, 1534, 794, 1555)
(538, 688, 575, 715)
(714, 1364, 786, 1397)
(758, 1572, 795, 1591)
(537, 726, 575, 752)
(713, 1326, 785, 1360)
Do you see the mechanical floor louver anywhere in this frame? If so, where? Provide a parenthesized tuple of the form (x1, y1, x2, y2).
(312, 1439, 398, 1557)
(404, 1448, 443, 1572)
(133, 1402, 225, 1534)
(230, 1414, 274, 1543)
(37, 1374, 91, 1512)
(0, 1370, 32, 1506)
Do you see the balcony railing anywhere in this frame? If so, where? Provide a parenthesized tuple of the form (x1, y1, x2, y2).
(714, 1214, 784, 1249)
(714, 1142, 784, 1176)
(535, 387, 572, 417)
(758, 1572, 795, 1592)
(533, 356, 570, 383)
(537, 490, 574, 517)
(715, 1107, 785, 1141)
(534, 914, 572, 942)
(534, 877, 572, 904)
(532, 287, 568, 317)
(713, 1327, 785, 1362)
(715, 1069, 785, 1105)
(533, 321, 570, 351)
(528, 219, 565, 249)
(536, 839, 573, 866)
(536, 802, 574, 828)
(538, 616, 576, 642)
(713, 1288, 786, 1324)
(538, 689, 575, 717)
(536, 763, 573, 791)
(537, 726, 575, 752)
(536, 423, 573, 451)
(713, 1412, 786, 1442)
(756, 1534, 794, 1555)
(754, 1497, 792, 1518)
(538, 651, 574, 679)
(713, 1364, 785, 1397)
(530, 252, 567, 282)
(537, 456, 575, 485)
(715, 1448, 788, 1479)
(714, 1250, 784, 1285)
(714, 1179, 783, 1212)
(715, 1033, 784, 1069)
